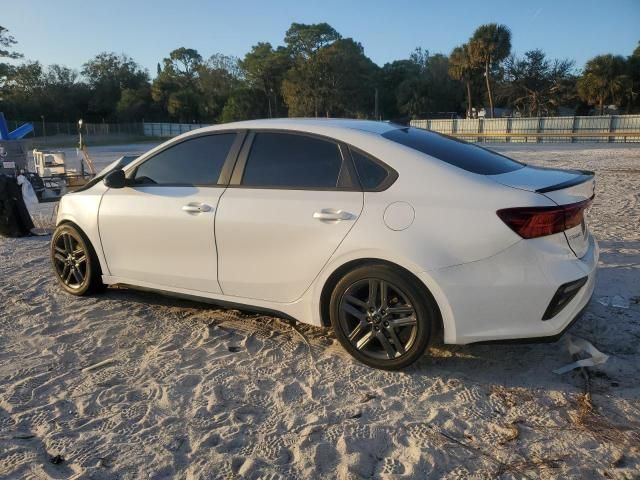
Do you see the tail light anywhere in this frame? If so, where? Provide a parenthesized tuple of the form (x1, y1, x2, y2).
(497, 197, 593, 239)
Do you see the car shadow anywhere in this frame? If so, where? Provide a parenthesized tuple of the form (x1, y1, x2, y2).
(76, 236, 637, 394)
(96, 283, 636, 393)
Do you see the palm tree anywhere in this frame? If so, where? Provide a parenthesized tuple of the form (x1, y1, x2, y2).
(469, 24, 512, 118)
(448, 44, 476, 118)
(577, 54, 629, 114)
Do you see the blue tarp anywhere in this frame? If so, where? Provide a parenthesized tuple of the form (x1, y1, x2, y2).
(0, 112, 33, 140)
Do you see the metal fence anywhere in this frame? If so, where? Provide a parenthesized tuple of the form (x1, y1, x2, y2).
(143, 122, 212, 137)
(410, 115, 640, 143)
(12, 121, 145, 138)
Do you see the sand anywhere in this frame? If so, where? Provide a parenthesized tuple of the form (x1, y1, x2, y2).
(0, 143, 639, 479)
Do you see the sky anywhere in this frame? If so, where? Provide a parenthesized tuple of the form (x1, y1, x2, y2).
(2, 0, 639, 77)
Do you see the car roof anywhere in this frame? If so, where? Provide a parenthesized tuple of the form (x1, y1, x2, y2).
(194, 118, 402, 136)
(129, 118, 408, 172)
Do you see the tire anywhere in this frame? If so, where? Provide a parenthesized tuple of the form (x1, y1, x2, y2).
(51, 223, 105, 296)
(329, 264, 438, 370)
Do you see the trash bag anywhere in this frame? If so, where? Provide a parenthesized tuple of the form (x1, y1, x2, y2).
(0, 174, 34, 237)
(16, 173, 39, 212)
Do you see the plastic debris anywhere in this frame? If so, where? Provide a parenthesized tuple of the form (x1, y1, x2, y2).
(553, 335, 609, 375)
(596, 296, 609, 306)
(611, 295, 629, 309)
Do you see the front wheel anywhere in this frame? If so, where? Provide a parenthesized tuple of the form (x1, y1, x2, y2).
(329, 265, 438, 370)
(51, 224, 105, 295)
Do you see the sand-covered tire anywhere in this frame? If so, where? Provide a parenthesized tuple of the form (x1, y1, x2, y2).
(51, 224, 105, 296)
(329, 264, 437, 370)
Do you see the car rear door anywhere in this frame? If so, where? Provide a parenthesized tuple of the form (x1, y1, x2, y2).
(98, 132, 243, 293)
(215, 131, 363, 303)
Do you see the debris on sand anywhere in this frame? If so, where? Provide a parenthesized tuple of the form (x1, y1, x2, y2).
(81, 358, 116, 373)
(553, 335, 609, 375)
(611, 295, 630, 309)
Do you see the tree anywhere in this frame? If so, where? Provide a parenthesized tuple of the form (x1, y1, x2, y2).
(0, 26, 20, 60)
(220, 87, 267, 122)
(281, 22, 347, 117)
(1, 61, 45, 119)
(82, 52, 149, 120)
(163, 47, 203, 80)
(282, 36, 378, 118)
(1, 61, 90, 121)
(0, 25, 22, 89)
(503, 49, 575, 116)
(198, 54, 243, 120)
(43, 64, 86, 120)
(284, 22, 341, 58)
(378, 49, 463, 120)
(469, 23, 512, 117)
(626, 41, 640, 112)
(422, 54, 463, 114)
(378, 59, 422, 120)
(314, 38, 378, 117)
(241, 43, 291, 117)
(449, 44, 476, 117)
(152, 48, 203, 121)
(577, 54, 629, 114)
(116, 85, 153, 121)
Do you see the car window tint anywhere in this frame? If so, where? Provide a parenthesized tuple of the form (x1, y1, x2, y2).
(382, 128, 524, 175)
(242, 133, 343, 188)
(351, 149, 389, 190)
(134, 134, 235, 185)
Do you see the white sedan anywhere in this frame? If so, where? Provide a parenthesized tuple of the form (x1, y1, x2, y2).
(51, 119, 598, 369)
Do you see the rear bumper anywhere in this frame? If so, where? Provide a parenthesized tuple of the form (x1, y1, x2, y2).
(427, 233, 598, 344)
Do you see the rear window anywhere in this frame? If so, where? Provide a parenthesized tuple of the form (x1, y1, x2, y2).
(351, 149, 391, 190)
(382, 128, 524, 175)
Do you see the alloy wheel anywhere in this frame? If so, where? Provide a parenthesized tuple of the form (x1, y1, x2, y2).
(338, 278, 418, 360)
(52, 231, 87, 289)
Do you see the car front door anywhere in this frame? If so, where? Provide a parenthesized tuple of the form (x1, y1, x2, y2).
(215, 131, 364, 303)
(98, 132, 242, 293)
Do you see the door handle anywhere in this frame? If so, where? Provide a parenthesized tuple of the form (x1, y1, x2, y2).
(313, 209, 355, 222)
(182, 203, 213, 213)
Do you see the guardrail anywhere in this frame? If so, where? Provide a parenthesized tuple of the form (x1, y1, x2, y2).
(410, 115, 640, 143)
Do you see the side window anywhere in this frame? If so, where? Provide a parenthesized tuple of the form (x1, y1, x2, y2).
(134, 134, 235, 186)
(241, 133, 343, 189)
(351, 149, 391, 190)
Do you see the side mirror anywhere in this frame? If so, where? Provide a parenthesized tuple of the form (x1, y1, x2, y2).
(103, 169, 127, 189)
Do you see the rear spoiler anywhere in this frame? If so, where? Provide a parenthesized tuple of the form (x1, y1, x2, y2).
(536, 170, 594, 194)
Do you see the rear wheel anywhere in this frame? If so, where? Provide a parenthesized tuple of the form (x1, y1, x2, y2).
(51, 224, 105, 295)
(329, 264, 437, 370)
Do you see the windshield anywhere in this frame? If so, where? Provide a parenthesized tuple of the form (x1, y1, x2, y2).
(382, 127, 525, 175)
(96, 155, 138, 177)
